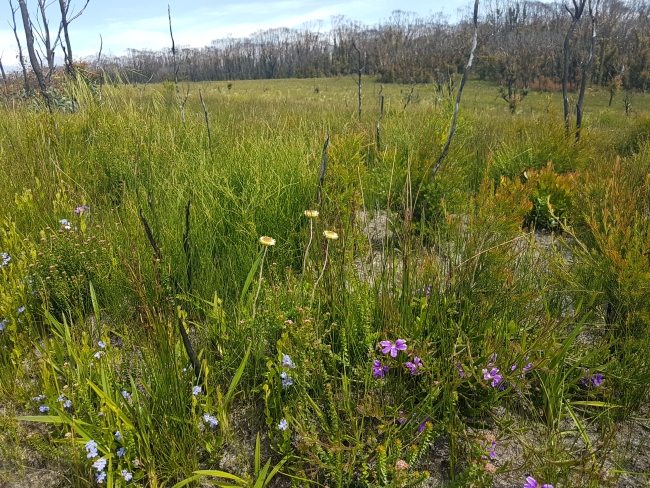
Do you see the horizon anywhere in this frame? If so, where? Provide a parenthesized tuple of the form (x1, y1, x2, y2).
(0, 0, 464, 72)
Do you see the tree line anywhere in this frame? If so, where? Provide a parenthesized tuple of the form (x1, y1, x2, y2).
(80, 0, 650, 93)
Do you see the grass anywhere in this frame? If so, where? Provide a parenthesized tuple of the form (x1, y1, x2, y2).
(1, 74, 650, 487)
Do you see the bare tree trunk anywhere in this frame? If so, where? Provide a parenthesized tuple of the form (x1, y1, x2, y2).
(9, 0, 30, 93)
(36, 0, 59, 82)
(576, 0, 599, 142)
(17, 0, 51, 111)
(431, 0, 480, 181)
(168, 5, 189, 123)
(352, 41, 362, 119)
(562, 0, 586, 134)
(58, 0, 90, 75)
(97, 33, 103, 101)
(0, 53, 6, 82)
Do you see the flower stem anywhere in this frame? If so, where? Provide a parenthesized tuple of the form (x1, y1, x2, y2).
(303, 218, 313, 276)
(310, 241, 329, 306)
(252, 246, 268, 320)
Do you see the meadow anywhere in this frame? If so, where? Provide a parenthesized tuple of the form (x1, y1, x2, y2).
(1, 75, 650, 488)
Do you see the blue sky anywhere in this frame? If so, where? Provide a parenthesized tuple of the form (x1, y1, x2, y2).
(1, 0, 464, 70)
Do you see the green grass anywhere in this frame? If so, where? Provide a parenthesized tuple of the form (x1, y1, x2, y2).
(1, 75, 650, 487)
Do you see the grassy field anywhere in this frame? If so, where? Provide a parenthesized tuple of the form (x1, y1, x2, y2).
(1, 75, 650, 488)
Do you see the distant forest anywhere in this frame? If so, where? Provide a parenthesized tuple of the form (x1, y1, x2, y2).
(86, 0, 650, 92)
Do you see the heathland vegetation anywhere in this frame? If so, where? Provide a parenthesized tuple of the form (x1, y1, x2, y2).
(1, 0, 650, 487)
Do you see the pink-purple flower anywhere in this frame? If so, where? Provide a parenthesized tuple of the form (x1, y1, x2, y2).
(523, 476, 553, 488)
(379, 339, 407, 358)
(372, 360, 389, 378)
(405, 357, 423, 375)
(75, 205, 90, 214)
(483, 367, 503, 387)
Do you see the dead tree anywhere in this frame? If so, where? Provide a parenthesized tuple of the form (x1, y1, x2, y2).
(168, 5, 189, 123)
(351, 41, 363, 119)
(0, 53, 6, 82)
(562, 0, 587, 134)
(97, 33, 103, 101)
(36, 0, 62, 82)
(9, 0, 29, 93)
(576, 0, 600, 142)
(17, 0, 51, 111)
(431, 0, 480, 181)
(58, 0, 90, 75)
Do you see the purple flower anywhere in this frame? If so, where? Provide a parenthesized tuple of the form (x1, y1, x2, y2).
(483, 367, 503, 387)
(75, 205, 90, 214)
(372, 360, 389, 378)
(456, 362, 467, 378)
(379, 339, 407, 358)
(488, 441, 497, 459)
(523, 476, 553, 488)
(405, 357, 423, 375)
(117, 447, 126, 457)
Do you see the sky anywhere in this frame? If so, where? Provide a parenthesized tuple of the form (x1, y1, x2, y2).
(0, 0, 465, 71)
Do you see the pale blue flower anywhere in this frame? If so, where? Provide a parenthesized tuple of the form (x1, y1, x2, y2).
(0, 252, 10, 268)
(281, 354, 295, 369)
(93, 351, 104, 359)
(115, 430, 122, 441)
(116, 447, 126, 457)
(0, 319, 7, 332)
(92, 457, 107, 471)
(121, 390, 131, 400)
(96, 471, 106, 484)
(98, 341, 106, 349)
(278, 418, 288, 431)
(56, 394, 66, 402)
(203, 413, 219, 428)
(63, 399, 72, 409)
(280, 372, 293, 388)
(122, 469, 133, 481)
(192, 385, 201, 396)
(39, 404, 49, 413)
(17, 306, 25, 314)
(85, 440, 98, 458)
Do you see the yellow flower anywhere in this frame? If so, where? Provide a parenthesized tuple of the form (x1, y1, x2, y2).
(259, 236, 276, 246)
(304, 210, 319, 219)
(323, 231, 338, 240)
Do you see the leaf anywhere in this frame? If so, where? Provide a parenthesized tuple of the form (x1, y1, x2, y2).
(240, 250, 264, 309)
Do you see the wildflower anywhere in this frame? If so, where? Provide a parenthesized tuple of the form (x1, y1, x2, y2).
(60, 219, 72, 230)
(523, 476, 553, 488)
(192, 385, 201, 396)
(93, 457, 107, 471)
(485, 463, 497, 474)
(93, 351, 104, 359)
(485, 441, 497, 459)
(280, 371, 293, 388)
(116, 447, 126, 457)
(281, 354, 295, 369)
(17, 306, 25, 314)
(75, 205, 90, 214)
(511, 364, 518, 371)
(397, 410, 406, 424)
(0, 319, 7, 332)
(203, 413, 219, 428)
(278, 418, 288, 431)
(395, 459, 410, 471)
(33, 394, 47, 402)
(591, 373, 604, 387)
(39, 404, 49, 413)
(482, 367, 503, 387)
(323, 230, 339, 240)
(121, 390, 131, 400)
(0, 252, 10, 268)
(121, 470, 133, 481)
(85, 440, 98, 458)
(372, 359, 389, 378)
(96, 471, 106, 484)
(379, 339, 407, 358)
(98, 341, 106, 349)
(456, 362, 467, 378)
(259, 236, 276, 246)
(132, 459, 141, 467)
(63, 399, 72, 409)
(56, 394, 66, 402)
(304, 210, 319, 218)
(405, 357, 423, 375)
(115, 430, 122, 441)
